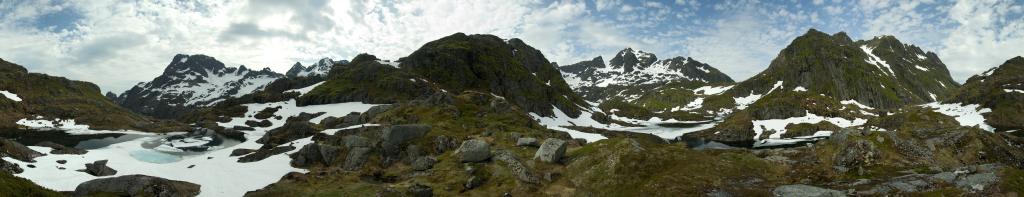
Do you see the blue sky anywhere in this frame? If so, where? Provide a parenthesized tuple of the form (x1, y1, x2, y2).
(1, 0, 1023, 93)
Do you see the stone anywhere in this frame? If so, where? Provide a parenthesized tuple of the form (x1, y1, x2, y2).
(433, 135, 458, 153)
(217, 128, 247, 142)
(494, 150, 540, 184)
(464, 176, 484, 190)
(36, 141, 88, 155)
(81, 160, 117, 176)
(230, 148, 256, 157)
(73, 174, 201, 197)
(1, 159, 22, 174)
(407, 183, 433, 197)
(232, 125, 255, 131)
(342, 135, 370, 148)
(515, 138, 539, 147)
(955, 172, 998, 191)
(383, 124, 431, 145)
(57, 160, 67, 164)
(457, 139, 491, 162)
(244, 119, 272, 128)
(533, 139, 567, 163)
(772, 184, 846, 197)
(237, 146, 295, 163)
(343, 147, 372, 170)
(257, 121, 318, 146)
(0, 138, 44, 162)
(412, 157, 437, 171)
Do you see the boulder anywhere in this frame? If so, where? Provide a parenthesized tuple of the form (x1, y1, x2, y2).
(494, 150, 540, 184)
(230, 148, 256, 157)
(772, 184, 845, 197)
(1, 159, 22, 174)
(457, 139, 491, 162)
(383, 124, 431, 145)
(515, 138, 539, 147)
(343, 147, 372, 170)
(81, 160, 117, 176)
(412, 157, 437, 171)
(36, 141, 87, 155)
(232, 125, 255, 131)
(238, 146, 296, 163)
(433, 135, 459, 153)
(342, 135, 370, 148)
(244, 120, 272, 128)
(291, 143, 343, 167)
(217, 129, 247, 142)
(73, 174, 200, 197)
(533, 139, 567, 163)
(407, 183, 433, 197)
(257, 121, 318, 146)
(0, 138, 44, 162)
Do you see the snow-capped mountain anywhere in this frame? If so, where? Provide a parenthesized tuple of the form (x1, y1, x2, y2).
(561, 48, 734, 102)
(285, 57, 347, 78)
(116, 54, 284, 119)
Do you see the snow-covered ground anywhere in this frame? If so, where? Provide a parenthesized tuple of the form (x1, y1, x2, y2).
(923, 102, 995, 131)
(5, 83, 381, 196)
(1, 90, 21, 101)
(750, 111, 867, 147)
(531, 105, 719, 142)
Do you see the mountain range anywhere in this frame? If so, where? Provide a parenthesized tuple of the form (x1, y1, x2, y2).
(2, 29, 1023, 196)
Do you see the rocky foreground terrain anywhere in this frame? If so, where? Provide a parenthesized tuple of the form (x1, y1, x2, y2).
(0, 30, 1022, 196)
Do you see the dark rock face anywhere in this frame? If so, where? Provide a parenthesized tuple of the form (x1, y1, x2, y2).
(73, 174, 201, 197)
(116, 54, 284, 119)
(533, 139, 567, 163)
(290, 143, 342, 167)
(609, 48, 657, 73)
(237, 146, 296, 163)
(81, 160, 117, 176)
(0, 159, 22, 174)
(257, 121, 318, 147)
(36, 141, 88, 155)
(296, 54, 438, 106)
(398, 33, 590, 118)
(343, 147, 372, 170)
(382, 124, 431, 145)
(0, 138, 43, 162)
(948, 56, 1024, 131)
(230, 148, 256, 157)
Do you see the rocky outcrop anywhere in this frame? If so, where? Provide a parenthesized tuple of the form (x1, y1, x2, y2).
(256, 121, 318, 147)
(533, 138, 567, 163)
(947, 56, 1024, 131)
(772, 184, 845, 197)
(80, 160, 117, 176)
(515, 138, 539, 147)
(237, 146, 295, 163)
(343, 147, 372, 170)
(0, 138, 43, 162)
(456, 139, 491, 162)
(73, 174, 201, 197)
(290, 143, 342, 167)
(494, 150, 540, 184)
(35, 141, 87, 155)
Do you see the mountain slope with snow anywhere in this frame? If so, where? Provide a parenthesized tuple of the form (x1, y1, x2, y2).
(116, 54, 284, 119)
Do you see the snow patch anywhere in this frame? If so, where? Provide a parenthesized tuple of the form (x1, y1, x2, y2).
(793, 86, 807, 92)
(915, 65, 930, 71)
(840, 100, 874, 109)
(1004, 89, 1024, 94)
(861, 45, 896, 78)
(284, 81, 325, 96)
(693, 85, 733, 95)
(1, 90, 21, 101)
(923, 103, 995, 131)
(752, 111, 867, 147)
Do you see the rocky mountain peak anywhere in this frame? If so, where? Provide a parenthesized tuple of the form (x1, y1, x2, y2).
(285, 57, 341, 78)
(610, 48, 657, 73)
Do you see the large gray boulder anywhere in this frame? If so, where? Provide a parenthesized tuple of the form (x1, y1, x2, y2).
(343, 147, 372, 170)
(494, 150, 540, 184)
(73, 174, 200, 197)
(1, 159, 22, 174)
(81, 160, 117, 177)
(412, 157, 437, 171)
(256, 121, 318, 146)
(456, 139, 491, 162)
(291, 143, 343, 167)
(772, 184, 845, 197)
(515, 138, 539, 147)
(533, 139, 567, 163)
(0, 138, 43, 162)
(342, 135, 370, 148)
(383, 124, 431, 145)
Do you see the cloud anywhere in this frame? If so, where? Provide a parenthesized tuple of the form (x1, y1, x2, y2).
(938, 0, 1024, 81)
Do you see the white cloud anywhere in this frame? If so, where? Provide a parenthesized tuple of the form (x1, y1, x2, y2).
(938, 0, 1024, 81)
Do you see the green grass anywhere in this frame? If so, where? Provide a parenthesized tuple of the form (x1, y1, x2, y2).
(0, 172, 62, 197)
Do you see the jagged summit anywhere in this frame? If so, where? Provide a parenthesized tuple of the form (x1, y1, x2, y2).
(286, 57, 345, 77)
(116, 54, 284, 118)
(609, 48, 657, 73)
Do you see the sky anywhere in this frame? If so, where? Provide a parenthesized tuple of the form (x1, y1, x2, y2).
(1, 0, 1022, 93)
